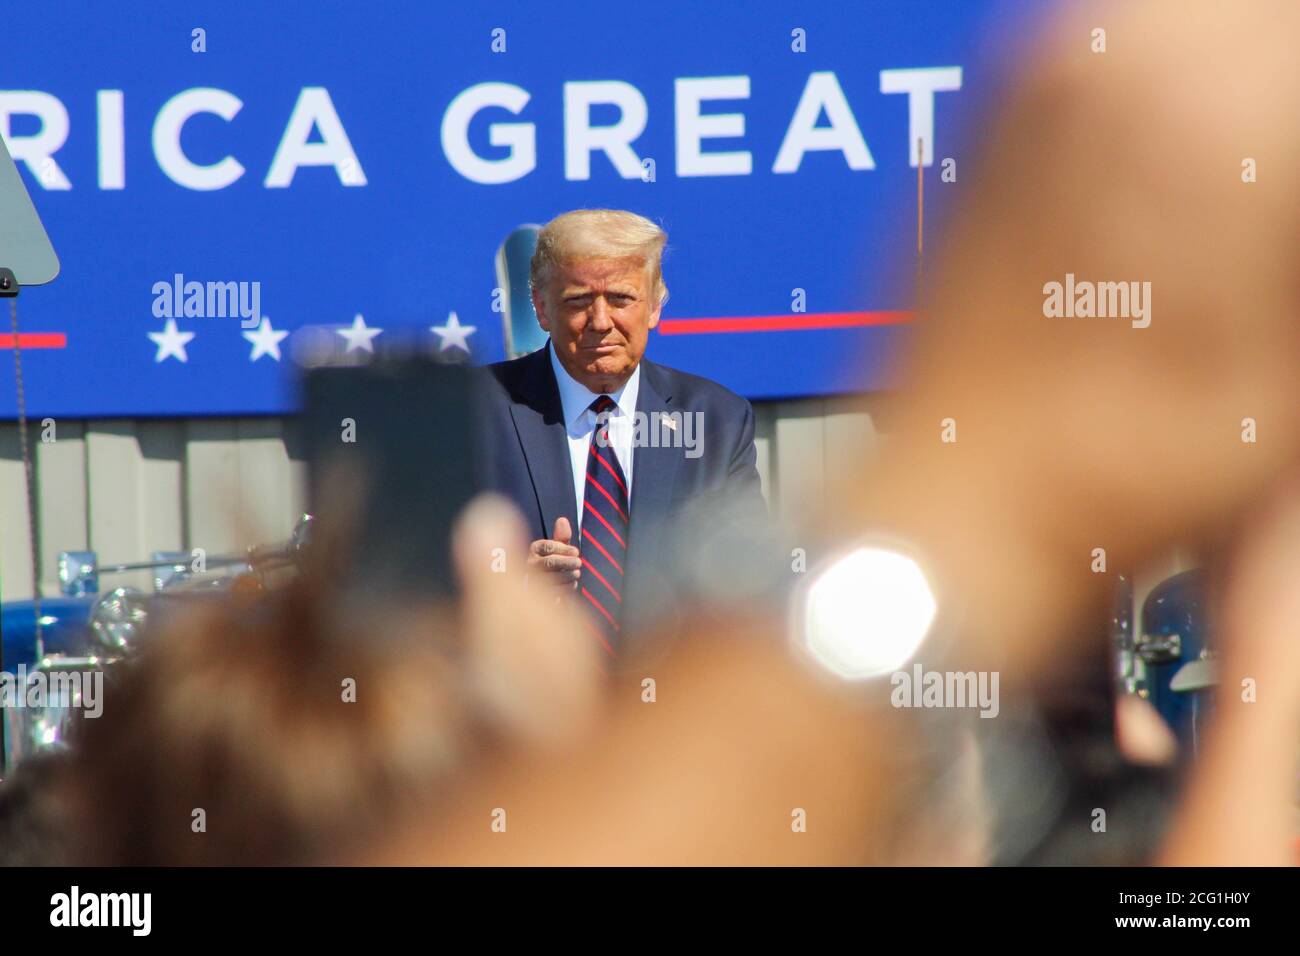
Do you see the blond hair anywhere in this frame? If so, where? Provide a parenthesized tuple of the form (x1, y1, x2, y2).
(530, 208, 669, 306)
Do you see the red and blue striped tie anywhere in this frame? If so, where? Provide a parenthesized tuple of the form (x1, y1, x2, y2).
(579, 395, 628, 658)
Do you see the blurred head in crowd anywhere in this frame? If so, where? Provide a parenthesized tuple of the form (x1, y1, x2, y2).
(530, 208, 667, 392)
(0, 752, 77, 866)
(833, 0, 1300, 675)
(47, 495, 601, 866)
(65, 577, 473, 866)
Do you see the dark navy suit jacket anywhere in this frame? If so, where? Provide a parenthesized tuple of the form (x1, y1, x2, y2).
(477, 343, 768, 634)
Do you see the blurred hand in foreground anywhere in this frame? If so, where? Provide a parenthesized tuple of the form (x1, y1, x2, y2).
(455, 496, 601, 749)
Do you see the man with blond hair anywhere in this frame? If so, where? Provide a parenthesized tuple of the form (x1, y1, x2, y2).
(480, 208, 767, 659)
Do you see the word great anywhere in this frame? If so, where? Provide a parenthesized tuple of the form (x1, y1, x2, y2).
(1, 68, 960, 191)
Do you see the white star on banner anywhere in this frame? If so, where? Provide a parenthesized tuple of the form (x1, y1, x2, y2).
(148, 318, 195, 363)
(337, 313, 382, 353)
(242, 317, 290, 362)
(430, 311, 476, 353)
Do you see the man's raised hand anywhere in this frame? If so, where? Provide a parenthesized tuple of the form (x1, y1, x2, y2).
(527, 516, 581, 589)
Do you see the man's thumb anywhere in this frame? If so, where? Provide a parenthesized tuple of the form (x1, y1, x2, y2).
(553, 516, 572, 544)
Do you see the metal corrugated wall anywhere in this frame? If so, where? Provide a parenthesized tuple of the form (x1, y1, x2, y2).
(0, 399, 879, 601)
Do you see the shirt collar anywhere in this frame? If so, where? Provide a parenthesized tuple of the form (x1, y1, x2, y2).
(548, 339, 641, 431)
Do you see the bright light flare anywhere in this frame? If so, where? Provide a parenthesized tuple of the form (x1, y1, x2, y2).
(797, 546, 937, 680)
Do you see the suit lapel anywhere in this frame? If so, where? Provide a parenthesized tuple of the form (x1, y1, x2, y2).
(627, 360, 683, 575)
(507, 345, 578, 539)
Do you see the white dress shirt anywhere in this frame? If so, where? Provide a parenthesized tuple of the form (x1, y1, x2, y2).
(548, 340, 640, 534)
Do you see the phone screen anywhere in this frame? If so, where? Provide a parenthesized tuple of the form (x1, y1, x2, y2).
(300, 357, 484, 603)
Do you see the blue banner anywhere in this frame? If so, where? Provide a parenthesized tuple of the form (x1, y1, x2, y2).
(0, 0, 1049, 418)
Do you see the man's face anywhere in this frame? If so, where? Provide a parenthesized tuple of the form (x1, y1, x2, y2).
(533, 256, 661, 393)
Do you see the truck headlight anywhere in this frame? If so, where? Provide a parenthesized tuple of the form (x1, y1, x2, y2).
(90, 586, 148, 652)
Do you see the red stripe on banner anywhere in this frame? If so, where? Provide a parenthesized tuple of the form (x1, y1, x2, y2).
(657, 311, 913, 335)
(0, 333, 68, 348)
